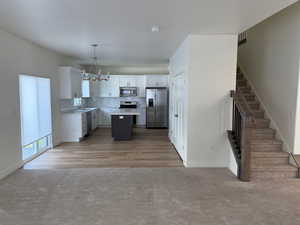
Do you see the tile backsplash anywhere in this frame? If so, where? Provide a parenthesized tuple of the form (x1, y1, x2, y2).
(60, 97, 147, 127)
(86, 97, 146, 126)
(60, 98, 88, 111)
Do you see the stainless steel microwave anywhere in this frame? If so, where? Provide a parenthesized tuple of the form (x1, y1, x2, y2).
(120, 87, 138, 97)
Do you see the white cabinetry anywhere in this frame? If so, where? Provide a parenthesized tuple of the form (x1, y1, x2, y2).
(82, 74, 101, 98)
(135, 76, 146, 97)
(145, 75, 169, 87)
(94, 75, 167, 98)
(119, 75, 145, 97)
(90, 80, 99, 97)
(61, 112, 87, 142)
(98, 76, 119, 97)
(119, 76, 137, 87)
(59, 67, 82, 99)
(91, 109, 99, 130)
(98, 109, 112, 127)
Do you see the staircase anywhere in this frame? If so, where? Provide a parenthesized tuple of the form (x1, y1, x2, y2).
(229, 68, 299, 180)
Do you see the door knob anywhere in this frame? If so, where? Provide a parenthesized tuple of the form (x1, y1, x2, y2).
(174, 114, 179, 118)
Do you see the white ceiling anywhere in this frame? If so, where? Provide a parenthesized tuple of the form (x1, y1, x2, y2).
(0, 0, 297, 65)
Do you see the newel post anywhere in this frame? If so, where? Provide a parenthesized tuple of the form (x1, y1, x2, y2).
(240, 116, 252, 182)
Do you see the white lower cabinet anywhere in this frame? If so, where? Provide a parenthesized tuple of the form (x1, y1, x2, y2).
(61, 108, 99, 142)
(61, 112, 87, 142)
(91, 109, 99, 130)
(98, 109, 113, 127)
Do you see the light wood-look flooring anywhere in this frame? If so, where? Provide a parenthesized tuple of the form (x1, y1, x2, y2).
(24, 128, 183, 169)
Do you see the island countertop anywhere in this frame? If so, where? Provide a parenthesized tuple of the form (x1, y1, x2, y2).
(110, 109, 141, 116)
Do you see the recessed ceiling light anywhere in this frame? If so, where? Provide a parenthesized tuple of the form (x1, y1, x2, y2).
(151, 25, 160, 32)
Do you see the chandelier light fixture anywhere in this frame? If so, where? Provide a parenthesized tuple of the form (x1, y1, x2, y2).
(81, 44, 110, 82)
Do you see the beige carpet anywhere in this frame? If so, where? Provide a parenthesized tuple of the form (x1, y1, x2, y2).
(0, 168, 300, 225)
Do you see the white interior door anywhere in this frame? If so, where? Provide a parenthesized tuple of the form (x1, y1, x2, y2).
(169, 77, 175, 143)
(172, 75, 185, 159)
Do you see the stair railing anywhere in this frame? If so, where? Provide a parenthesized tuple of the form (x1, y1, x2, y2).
(228, 90, 255, 181)
(238, 32, 247, 46)
(288, 152, 300, 178)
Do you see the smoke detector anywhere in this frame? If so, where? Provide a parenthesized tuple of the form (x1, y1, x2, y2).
(151, 25, 160, 32)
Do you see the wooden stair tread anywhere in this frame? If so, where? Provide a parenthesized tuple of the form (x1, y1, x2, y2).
(243, 93, 254, 96)
(251, 108, 263, 111)
(252, 165, 297, 171)
(250, 139, 282, 144)
(254, 118, 270, 122)
(252, 128, 274, 132)
(234, 69, 299, 180)
(252, 151, 289, 157)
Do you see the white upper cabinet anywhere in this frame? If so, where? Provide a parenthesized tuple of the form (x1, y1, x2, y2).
(82, 75, 100, 98)
(119, 75, 146, 97)
(145, 75, 169, 87)
(59, 67, 82, 99)
(135, 76, 146, 97)
(92, 75, 167, 98)
(98, 75, 120, 97)
(119, 76, 137, 87)
(90, 79, 99, 97)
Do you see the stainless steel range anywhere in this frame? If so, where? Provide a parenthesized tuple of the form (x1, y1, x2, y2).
(119, 101, 137, 109)
(119, 101, 138, 124)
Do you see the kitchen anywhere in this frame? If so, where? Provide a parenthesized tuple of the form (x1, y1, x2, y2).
(59, 66, 169, 141)
(24, 65, 182, 169)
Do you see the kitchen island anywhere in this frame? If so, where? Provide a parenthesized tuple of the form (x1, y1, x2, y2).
(110, 109, 141, 140)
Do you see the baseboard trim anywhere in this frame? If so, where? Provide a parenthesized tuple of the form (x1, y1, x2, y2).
(97, 125, 111, 128)
(238, 64, 292, 153)
(97, 125, 146, 128)
(0, 161, 23, 180)
(184, 160, 227, 168)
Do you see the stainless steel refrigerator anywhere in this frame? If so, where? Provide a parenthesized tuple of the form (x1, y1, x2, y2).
(146, 87, 168, 128)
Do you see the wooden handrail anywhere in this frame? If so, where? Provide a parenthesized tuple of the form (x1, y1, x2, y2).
(230, 90, 254, 119)
(289, 152, 300, 178)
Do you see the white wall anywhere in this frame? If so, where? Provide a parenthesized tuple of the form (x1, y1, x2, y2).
(185, 35, 238, 167)
(228, 150, 238, 176)
(238, 2, 300, 154)
(169, 39, 189, 76)
(0, 29, 72, 179)
(169, 35, 238, 168)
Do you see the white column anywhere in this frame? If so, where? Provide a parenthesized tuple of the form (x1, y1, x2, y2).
(185, 34, 238, 167)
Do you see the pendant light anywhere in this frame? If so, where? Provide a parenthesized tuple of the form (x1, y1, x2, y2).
(81, 44, 110, 82)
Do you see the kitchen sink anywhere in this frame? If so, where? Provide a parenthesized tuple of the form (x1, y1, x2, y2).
(76, 108, 97, 112)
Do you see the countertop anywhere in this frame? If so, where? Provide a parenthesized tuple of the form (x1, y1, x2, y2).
(110, 109, 141, 116)
(61, 107, 98, 114)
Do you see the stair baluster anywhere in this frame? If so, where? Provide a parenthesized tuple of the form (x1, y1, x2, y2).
(228, 90, 254, 181)
(228, 68, 299, 180)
